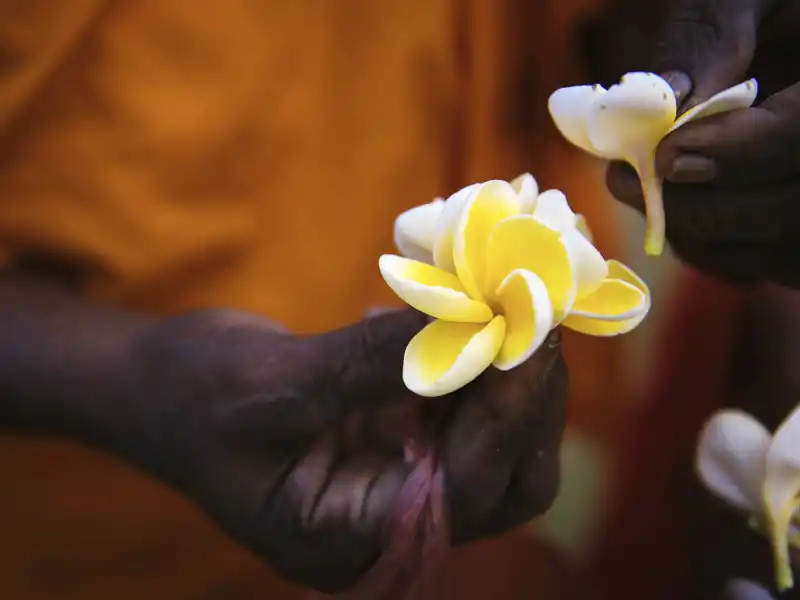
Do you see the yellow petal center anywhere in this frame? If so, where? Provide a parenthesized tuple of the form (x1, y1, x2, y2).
(484, 215, 576, 322)
(453, 181, 520, 302)
(403, 317, 506, 397)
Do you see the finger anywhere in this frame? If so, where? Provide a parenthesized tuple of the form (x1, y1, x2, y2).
(261, 437, 411, 593)
(657, 81, 800, 185)
(651, 0, 765, 109)
(466, 353, 568, 540)
(607, 161, 793, 243)
(227, 309, 427, 442)
(605, 161, 799, 284)
(442, 329, 566, 542)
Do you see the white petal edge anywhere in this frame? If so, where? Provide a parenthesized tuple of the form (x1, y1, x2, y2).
(670, 78, 758, 133)
(568, 278, 647, 321)
(566, 260, 652, 334)
(696, 409, 771, 514)
(560, 226, 608, 301)
(607, 259, 651, 312)
(531, 189, 577, 231)
(394, 199, 445, 264)
(378, 254, 494, 323)
(492, 269, 555, 371)
(511, 172, 539, 213)
(548, 85, 611, 158)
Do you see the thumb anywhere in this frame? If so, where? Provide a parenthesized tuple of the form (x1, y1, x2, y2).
(657, 80, 800, 184)
(651, 0, 767, 109)
(239, 309, 427, 442)
(309, 308, 429, 409)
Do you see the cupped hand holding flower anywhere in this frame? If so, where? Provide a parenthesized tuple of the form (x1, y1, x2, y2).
(548, 72, 757, 256)
(381, 174, 651, 397)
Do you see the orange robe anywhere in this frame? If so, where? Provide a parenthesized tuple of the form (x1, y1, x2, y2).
(0, 1, 640, 599)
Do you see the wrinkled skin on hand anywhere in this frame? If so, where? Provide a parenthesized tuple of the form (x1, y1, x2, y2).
(605, 0, 800, 288)
(129, 308, 566, 597)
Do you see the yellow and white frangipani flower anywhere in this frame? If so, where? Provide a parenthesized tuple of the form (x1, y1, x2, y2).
(379, 177, 650, 397)
(696, 406, 800, 592)
(548, 72, 758, 257)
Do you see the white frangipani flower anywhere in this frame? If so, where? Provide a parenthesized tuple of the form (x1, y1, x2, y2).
(696, 405, 800, 592)
(548, 72, 758, 257)
(380, 173, 650, 396)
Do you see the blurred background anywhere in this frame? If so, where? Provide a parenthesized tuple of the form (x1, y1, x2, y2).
(0, 1, 796, 599)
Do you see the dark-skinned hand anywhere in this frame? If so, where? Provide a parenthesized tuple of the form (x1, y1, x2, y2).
(124, 307, 566, 596)
(606, 0, 800, 288)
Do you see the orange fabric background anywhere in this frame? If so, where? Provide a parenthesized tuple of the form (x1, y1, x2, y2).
(0, 1, 664, 599)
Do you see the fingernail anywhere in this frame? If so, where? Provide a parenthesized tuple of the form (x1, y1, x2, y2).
(667, 154, 717, 183)
(547, 328, 562, 349)
(661, 71, 693, 105)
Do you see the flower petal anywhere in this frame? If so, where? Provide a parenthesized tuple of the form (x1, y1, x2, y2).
(527, 191, 606, 297)
(586, 72, 677, 159)
(561, 227, 608, 300)
(493, 269, 555, 371)
(454, 180, 521, 302)
(485, 215, 576, 322)
(608, 259, 649, 294)
(379, 255, 493, 323)
(548, 84, 612, 158)
(531, 189, 576, 231)
(763, 404, 800, 591)
(394, 199, 445, 264)
(511, 172, 539, 213)
(433, 183, 481, 273)
(561, 259, 650, 335)
(608, 259, 651, 307)
(574, 214, 593, 242)
(584, 72, 677, 257)
(695, 409, 770, 513)
(403, 316, 506, 397)
(567, 278, 646, 321)
(670, 78, 758, 133)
